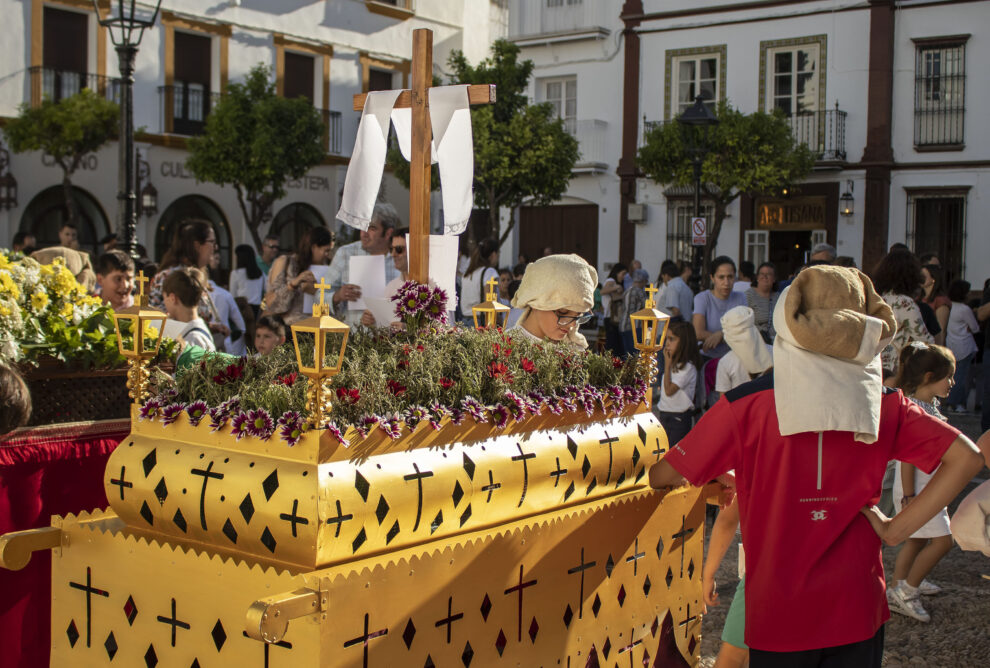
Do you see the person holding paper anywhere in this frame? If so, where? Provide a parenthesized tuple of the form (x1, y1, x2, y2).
(263, 227, 334, 325)
(326, 202, 400, 328)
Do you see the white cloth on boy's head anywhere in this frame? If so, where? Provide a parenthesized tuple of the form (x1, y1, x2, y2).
(511, 254, 597, 350)
(336, 90, 402, 231)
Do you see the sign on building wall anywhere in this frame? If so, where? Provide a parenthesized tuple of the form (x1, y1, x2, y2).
(755, 196, 826, 231)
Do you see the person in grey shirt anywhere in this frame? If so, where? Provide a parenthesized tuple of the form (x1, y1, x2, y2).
(659, 259, 694, 322)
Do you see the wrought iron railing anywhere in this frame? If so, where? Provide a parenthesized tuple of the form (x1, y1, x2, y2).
(323, 109, 342, 154)
(914, 44, 966, 147)
(784, 105, 847, 162)
(28, 66, 121, 105)
(158, 84, 222, 135)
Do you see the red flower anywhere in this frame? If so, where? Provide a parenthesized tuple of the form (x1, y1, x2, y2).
(503, 347, 512, 358)
(397, 360, 410, 370)
(336, 387, 361, 404)
(276, 372, 298, 386)
(212, 374, 226, 385)
(225, 362, 244, 380)
(612, 356, 624, 370)
(439, 377, 455, 389)
(487, 361, 512, 381)
(416, 344, 425, 352)
(387, 380, 407, 396)
(493, 343, 501, 357)
(521, 358, 536, 374)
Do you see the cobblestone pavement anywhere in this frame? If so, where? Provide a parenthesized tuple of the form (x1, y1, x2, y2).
(697, 411, 989, 667)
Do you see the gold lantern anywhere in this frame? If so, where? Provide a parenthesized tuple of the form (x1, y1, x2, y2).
(629, 283, 670, 402)
(471, 276, 511, 330)
(290, 279, 349, 428)
(111, 272, 167, 403)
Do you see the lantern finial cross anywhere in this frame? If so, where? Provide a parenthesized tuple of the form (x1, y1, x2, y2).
(485, 276, 498, 301)
(314, 279, 332, 315)
(135, 271, 149, 305)
(645, 283, 658, 308)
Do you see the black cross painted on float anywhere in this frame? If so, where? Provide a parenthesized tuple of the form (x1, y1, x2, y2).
(504, 564, 538, 642)
(566, 548, 596, 619)
(481, 470, 501, 502)
(156, 597, 190, 647)
(190, 461, 225, 531)
(109, 465, 133, 500)
(511, 443, 536, 508)
(69, 566, 109, 648)
(599, 432, 620, 484)
(343, 613, 388, 668)
(403, 463, 434, 532)
(242, 631, 291, 668)
(625, 538, 646, 576)
(678, 603, 698, 639)
(549, 457, 568, 488)
(327, 500, 353, 538)
(434, 596, 464, 644)
(617, 627, 643, 667)
(279, 499, 310, 538)
(652, 438, 665, 462)
(671, 515, 695, 577)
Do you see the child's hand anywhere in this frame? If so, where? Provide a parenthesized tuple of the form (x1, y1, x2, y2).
(662, 344, 673, 363)
(860, 505, 898, 545)
(716, 472, 736, 508)
(702, 572, 719, 610)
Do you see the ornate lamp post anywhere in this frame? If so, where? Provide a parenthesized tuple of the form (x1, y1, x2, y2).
(629, 283, 670, 405)
(111, 272, 167, 404)
(677, 95, 718, 283)
(93, 0, 164, 259)
(136, 149, 158, 218)
(291, 279, 350, 428)
(471, 276, 511, 330)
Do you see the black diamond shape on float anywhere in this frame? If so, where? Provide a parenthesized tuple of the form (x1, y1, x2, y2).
(222, 518, 238, 544)
(495, 629, 507, 656)
(528, 617, 539, 643)
(352, 527, 367, 553)
(239, 494, 255, 523)
(139, 500, 154, 526)
(643, 576, 652, 597)
(66, 620, 80, 647)
(581, 455, 591, 478)
(190, 660, 201, 668)
(375, 496, 389, 525)
(462, 453, 476, 480)
(124, 596, 138, 626)
(211, 619, 227, 651)
(154, 477, 168, 504)
(385, 520, 400, 545)
(591, 594, 601, 617)
(665, 567, 674, 588)
(614, 471, 626, 488)
(635, 466, 646, 483)
(260, 527, 277, 553)
(656, 536, 664, 559)
(566, 436, 578, 459)
(637, 423, 647, 445)
(262, 470, 279, 501)
(144, 644, 158, 667)
(602, 636, 612, 659)
(172, 508, 187, 533)
(480, 594, 492, 621)
(402, 619, 416, 649)
(354, 470, 370, 501)
(688, 558, 695, 579)
(605, 554, 615, 577)
(617, 585, 626, 607)
(424, 656, 435, 668)
(562, 605, 573, 628)
(452, 481, 464, 507)
(632, 446, 641, 467)
(142, 449, 157, 477)
(563, 481, 575, 501)
(105, 631, 118, 660)
(459, 504, 472, 527)
(651, 616, 659, 637)
(461, 641, 474, 667)
(430, 510, 443, 534)
(585, 477, 597, 495)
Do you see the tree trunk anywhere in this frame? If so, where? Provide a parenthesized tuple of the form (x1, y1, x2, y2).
(61, 171, 79, 226)
(488, 201, 500, 241)
(498, 206, 518, 248)
(234, 184, 264, 252)
(701, 198, 731, 289)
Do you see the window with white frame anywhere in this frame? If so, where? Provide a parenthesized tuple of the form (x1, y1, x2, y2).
(744, 231, 769, 267)
(913, 37, 966, 147)
(540, 76, 577, 133)
(666, 201, 714, 263)
(673, 55, 719, 115)
(761, 37, 825, 116)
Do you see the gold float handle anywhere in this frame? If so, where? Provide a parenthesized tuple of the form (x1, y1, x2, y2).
(0, 527, 62, 571)
(245, 587, 323, 643)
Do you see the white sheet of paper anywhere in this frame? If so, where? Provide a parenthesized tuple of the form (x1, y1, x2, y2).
(348, 255, 386, 310)
(405, 233, 459, 309)
(301, 265, 331, 315)
(364, 297, 396, 327)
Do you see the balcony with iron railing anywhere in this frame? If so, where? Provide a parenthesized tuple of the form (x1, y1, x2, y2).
(322, 109, 342, 155)
(569, 119, 608, 172)
(509, 0, 612, 44)
(28, 66, 121, 106)
(158, 84, 222, 136)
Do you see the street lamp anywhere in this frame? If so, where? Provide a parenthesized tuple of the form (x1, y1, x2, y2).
(0, 144, 17, 211)
(93, 0, 164, 260)
(677, 95, 718, 283)
(839, 180, 854, 218)
(136, 149, 158, 218)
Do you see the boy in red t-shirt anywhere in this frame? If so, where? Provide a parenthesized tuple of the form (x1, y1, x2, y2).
(650, 266, 983, 667)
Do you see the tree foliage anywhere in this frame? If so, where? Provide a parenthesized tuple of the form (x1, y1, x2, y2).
(388, 40, 578, 245)
(3, 89, 118, 224)
(186, 64, 326, 250)
(637, 102, 816, 280)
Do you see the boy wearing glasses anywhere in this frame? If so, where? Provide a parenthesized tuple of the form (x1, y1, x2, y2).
(509, 254, 597, 350)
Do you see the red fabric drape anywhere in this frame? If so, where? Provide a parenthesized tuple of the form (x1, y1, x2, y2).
(0, 420, 129, 668)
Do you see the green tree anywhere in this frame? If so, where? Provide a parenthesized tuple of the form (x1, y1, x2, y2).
(186, 64, 326, 250)
(3, 89, 118, 225)
(388, 40, 578, 245)
(637, 102, 816, 282)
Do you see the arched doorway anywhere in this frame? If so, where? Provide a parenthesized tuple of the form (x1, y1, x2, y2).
(270, 202, 327, 253)
(19, 185, 110, 256)
(154, 195, 231, 274)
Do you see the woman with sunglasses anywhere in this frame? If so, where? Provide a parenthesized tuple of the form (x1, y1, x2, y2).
(509, 254, 597, 349)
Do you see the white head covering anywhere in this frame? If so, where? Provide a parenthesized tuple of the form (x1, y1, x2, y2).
(720, 306, 772, 375)
(511, 254, 598, 349)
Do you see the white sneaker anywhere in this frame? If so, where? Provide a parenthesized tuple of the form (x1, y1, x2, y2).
(888, 584, 930, 622)
(918, 579, 942, 596)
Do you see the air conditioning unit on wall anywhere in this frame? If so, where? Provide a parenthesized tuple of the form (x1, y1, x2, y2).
(628, 203, 647, 223)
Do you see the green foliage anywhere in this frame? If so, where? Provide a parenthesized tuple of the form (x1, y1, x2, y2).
(186, 64, 326, 250)
(637, 102, 816, 277)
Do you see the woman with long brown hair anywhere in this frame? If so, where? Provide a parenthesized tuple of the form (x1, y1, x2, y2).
(148, 219, 222, 331)
(263, 226, 334, 325)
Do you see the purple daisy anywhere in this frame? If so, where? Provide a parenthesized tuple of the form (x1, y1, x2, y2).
(546, 397, 564, 416)
(279, 416, 306, 446)
(246, 409, 275, 440)
(381, 415, 402, 440)
(404, 405, 430, 429)
(490, 404, 510, 429)
(460, 396, 488, 423)
(229, 412, 251, 440)
(186, 400, 208, 426)
(449, 407, 466, 425)
(276, 410, 302, 429)
(161, 402, 186, 426)
(138, 397, 162, 421)
(606, 385, 626, 414)
(324, 421, 345, 444)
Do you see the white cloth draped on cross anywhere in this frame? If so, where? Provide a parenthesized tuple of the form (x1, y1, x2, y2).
(337, 85, 474, 236)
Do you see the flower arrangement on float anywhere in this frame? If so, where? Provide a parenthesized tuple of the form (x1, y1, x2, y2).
(142, 281, 647, 447)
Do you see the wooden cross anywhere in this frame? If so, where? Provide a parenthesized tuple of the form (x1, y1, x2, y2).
(352, 29, 496, 285)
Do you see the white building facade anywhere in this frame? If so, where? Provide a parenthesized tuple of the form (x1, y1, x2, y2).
(0, 0, 508, 268)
